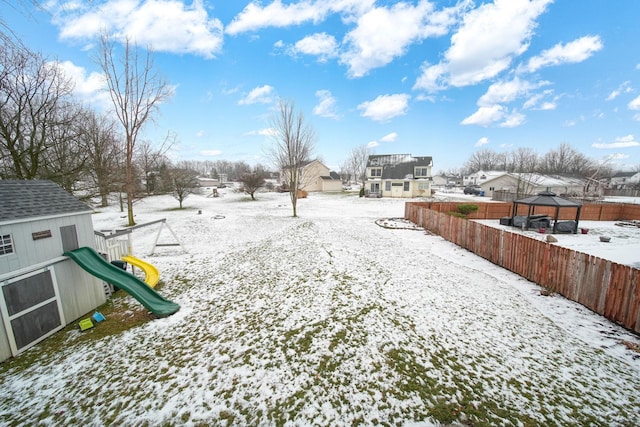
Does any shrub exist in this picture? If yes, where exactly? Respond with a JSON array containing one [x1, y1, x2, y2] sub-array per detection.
[[456, 204, 479, 216], [359, 187, 365, 197]]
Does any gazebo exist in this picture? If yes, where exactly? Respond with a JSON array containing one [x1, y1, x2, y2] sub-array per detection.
[[511, 191, 582, 234]]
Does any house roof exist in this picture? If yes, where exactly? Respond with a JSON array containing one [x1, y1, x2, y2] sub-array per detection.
[[483, 172, 584, 188], [367, 154, 433, 180], [0, 180, 92, 223]]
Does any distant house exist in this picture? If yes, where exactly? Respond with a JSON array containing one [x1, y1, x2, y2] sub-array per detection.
[[463, 170, 508, 186], [479, 173, 585, 199], [608, 171, 640, 190], [281, 160, 342, 192], [365, 154, 433, 198], [0, 180, 106, 361]]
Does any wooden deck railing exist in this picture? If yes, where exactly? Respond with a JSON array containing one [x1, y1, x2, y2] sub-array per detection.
[[405, 202, 640, 334]]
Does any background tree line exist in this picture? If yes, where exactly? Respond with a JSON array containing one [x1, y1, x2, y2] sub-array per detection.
[[438, 144, 623, 185]]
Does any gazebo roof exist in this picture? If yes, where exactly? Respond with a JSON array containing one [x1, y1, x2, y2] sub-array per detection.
[[514, 191, 582, 208]]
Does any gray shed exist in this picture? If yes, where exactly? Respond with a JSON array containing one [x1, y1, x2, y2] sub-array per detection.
[[0, 180, 105, 361], [511, 191, 582, 234]]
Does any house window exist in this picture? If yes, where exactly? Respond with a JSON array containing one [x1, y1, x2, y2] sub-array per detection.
[[385, 181, 391, 191], [418, 182, 430, 190], [0, 234, 14, 256], [370, 168, 382, 177], [403, 182, 410, 191], [415, 167, 429, 177]]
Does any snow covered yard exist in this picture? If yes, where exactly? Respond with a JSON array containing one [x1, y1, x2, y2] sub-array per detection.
[[1, 190, 639, 426]]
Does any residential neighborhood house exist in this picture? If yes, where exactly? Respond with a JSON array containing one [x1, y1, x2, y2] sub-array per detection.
[[476, 173, 586, 200], [280, 160, 342, 192], [607, 171, 640, 190], [365, 154, 433, 198]]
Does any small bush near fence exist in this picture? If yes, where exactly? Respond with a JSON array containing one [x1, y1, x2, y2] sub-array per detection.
[[456, 204, 479, 216]]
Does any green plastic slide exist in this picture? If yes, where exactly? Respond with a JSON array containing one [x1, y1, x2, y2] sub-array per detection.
[[64, 247, 179, 317]]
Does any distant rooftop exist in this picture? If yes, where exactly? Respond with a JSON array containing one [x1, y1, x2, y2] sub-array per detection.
[[0, 180, 92, 224]]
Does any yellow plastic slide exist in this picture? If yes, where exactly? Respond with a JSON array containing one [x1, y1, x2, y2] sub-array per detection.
[[121, 255, 160, 288]]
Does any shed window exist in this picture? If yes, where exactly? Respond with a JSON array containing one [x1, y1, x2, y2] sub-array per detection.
[[404, 182, 410, 191], [0, 234, 14, 256], [385, 181, 391, 191]]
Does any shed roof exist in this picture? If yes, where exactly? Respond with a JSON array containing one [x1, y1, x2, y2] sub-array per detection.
[[514, 190, 582, 207], [0, 180, 92, 223]]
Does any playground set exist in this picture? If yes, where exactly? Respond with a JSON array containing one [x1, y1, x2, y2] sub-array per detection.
[[0, 180, 182, 362]]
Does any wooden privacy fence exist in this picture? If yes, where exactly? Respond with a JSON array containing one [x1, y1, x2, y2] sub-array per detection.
[[405, 202, 640, 334]]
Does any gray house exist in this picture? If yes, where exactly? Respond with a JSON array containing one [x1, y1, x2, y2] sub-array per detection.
[[0, 180, 105, 361]]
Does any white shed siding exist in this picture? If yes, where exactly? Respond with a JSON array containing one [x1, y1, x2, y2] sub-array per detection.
[[0, 211, 106, 361], [0, 213, 95, 276], [54, 260, 105, 323]]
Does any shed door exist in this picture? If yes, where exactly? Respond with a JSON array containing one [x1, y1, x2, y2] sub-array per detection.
[[0, 268, 65, 356], [60, 225, 79, 252]]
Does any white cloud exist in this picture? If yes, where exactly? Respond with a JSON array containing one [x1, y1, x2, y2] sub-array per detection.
[[292, 33, 338, 62], [226, 0, 375, 35], [606, 81, 632, 101], [461, 106, 524, 128], [312, 90, 339, 119], [523, 35, 603, 73], [226, 1, 328, 35], [200, 149, 223, 157], [49, 0, 224, 58], [605, 153, 630, 161], [238, 85, 275, 105], [475, 137, 489, 147], [367, 140, 379, 148], [628, 95, 640, 110], [592, 135, 640, 149], [341, 1, 457, 78], [461, 105, 504, 127], [415, 0, 552, 91], [54, 60, 111, 108], [380, 132, 398, 142], [357, 94, 410, 122], [478, 77, 543, 107], [499, 110, 525, 128]]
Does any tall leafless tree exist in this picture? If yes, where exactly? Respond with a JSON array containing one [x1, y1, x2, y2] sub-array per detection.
[[268, 100, 315, 217], [96, 33, 172, 225], [346, 144, 371, 190], [84, 111, 124, 206], [0, 42, 76, 180]]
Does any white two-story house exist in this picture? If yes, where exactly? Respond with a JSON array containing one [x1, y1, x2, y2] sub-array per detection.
[[365, 154, 433, 198]]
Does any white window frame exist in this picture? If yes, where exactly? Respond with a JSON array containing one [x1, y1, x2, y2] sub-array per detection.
[[370, 168, 382, 177], [0, 234, 14, 256], [414, 167, 429, 177]]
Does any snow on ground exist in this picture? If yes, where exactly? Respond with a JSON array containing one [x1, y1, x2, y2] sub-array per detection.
[[1, 190, 639, 426]]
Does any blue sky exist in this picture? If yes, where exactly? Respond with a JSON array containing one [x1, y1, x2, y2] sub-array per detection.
[[5, 0, 640, 173]]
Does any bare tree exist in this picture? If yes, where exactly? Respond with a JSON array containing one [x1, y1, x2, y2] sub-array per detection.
[[170, 165, 199, 208], [346, 144, 371, 190], [268, 100, 315, 217], [463, 148, 505, 174], [136, 131, 175, 194], [239, 169, 267, 200], [0, 42, 75, 179], [84, 111, 124, 206], [96, 33, 172, 225]]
